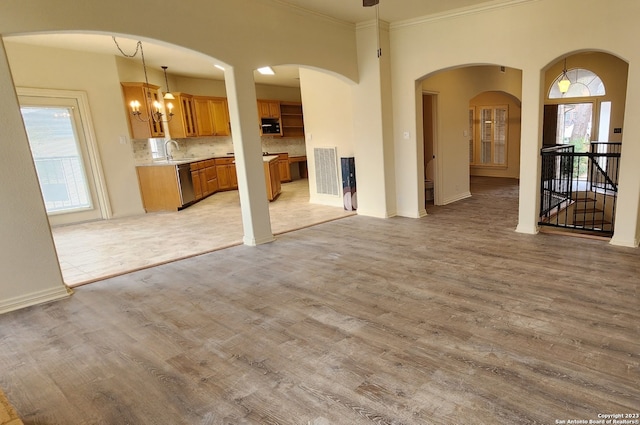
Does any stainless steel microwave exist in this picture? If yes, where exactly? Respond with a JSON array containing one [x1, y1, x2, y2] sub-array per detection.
[[261, 118, 281, 134]]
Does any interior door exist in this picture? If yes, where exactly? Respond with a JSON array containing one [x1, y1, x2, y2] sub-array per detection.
[[422, 93, 436, 204], [19, 94, 105, 226]]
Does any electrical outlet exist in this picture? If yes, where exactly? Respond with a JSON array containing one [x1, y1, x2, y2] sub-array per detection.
[[119, 135, 128, 145], [614, 128, 622, 134]]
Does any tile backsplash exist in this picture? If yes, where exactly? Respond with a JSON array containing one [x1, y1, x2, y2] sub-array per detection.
[[132, 136, 306, 163]]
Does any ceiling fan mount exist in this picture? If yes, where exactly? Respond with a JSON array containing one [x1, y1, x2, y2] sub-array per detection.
[[363, 0, 379, 7]]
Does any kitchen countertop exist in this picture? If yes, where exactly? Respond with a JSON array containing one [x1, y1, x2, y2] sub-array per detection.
[[136, 155, 229, 167], [137, 153, 293, 167]]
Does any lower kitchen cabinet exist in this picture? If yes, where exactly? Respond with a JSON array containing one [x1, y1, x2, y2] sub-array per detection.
[[215, 157, 237, 191], [277, 153, 291, 182], [264, 156, 281, 201], [136, 165, 182, 212], [204, 160, 219, 194], [191, 159, 218, 200]]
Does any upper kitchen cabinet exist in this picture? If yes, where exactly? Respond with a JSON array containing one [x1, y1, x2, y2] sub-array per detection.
[[280, 102, 305, 138], [167, 92, 197, 138], [194, 96, 230, 137], [121, 82, 166, 139], [257, 99, 281, 119]]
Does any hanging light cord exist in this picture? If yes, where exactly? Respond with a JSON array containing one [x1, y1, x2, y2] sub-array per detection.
[[376, 3, 382, 58], [112, 36, 151, 87]]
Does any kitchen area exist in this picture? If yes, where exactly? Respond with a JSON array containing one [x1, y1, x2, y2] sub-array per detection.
[[126, 85, 309, 212], [3, 35, 356, 286]]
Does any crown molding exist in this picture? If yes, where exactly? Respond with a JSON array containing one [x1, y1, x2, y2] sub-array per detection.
[[356, 19, 391, 31], [266, 0, 355, 29], [390, 0, 539, 30]]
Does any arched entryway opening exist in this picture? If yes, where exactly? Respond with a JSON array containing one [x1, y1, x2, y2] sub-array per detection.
[[3, 32, 355, 286], [539, 51, 628, 238], [418, 65, 523, 216]]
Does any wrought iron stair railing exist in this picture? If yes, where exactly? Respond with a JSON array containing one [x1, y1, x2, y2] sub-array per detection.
[[539, 142, 620, 236]]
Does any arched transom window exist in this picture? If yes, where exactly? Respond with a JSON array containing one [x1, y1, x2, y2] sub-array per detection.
[[549, 68, 606, 99]]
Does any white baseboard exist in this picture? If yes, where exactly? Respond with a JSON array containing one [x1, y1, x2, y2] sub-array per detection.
[[243, 234, 276, 246], [609, 234, 640, 248], [441, 191, 472, 205], [0, 285, 71, 315]]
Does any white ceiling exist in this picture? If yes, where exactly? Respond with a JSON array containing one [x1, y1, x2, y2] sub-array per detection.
[[5, 0, 509, 87]]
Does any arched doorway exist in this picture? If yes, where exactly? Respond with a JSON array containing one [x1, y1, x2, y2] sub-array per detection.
[[539, 51, 628, 237], [419, 65, 523, 209]]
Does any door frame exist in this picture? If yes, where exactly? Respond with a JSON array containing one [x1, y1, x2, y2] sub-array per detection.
[[17, 87, 111, 223], [422, 91, 440, 205]]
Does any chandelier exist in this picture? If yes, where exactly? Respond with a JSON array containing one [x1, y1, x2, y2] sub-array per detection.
[[113, 37, 174, 123], [558, 58, 571, 94]]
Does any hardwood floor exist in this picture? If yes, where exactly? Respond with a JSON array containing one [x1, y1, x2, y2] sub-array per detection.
[[0, 177, 638, 424], [52, 179, 355, 287]]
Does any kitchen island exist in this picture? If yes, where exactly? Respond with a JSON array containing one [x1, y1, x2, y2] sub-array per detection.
[[262, 155, 281, 201], [136, 154, 282, 212]]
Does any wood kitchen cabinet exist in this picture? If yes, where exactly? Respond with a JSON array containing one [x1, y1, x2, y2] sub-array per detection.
[[204, 159, 219, 194], [264, 156, 281, 201], [121, 82, 166, 139], [190, 161, 204, 200], [215, 157, 237, 191], [167, 92, 197, 138], [191, 159, 218, 200], [194, 96, 230, 137], [257, 99, 281, 119], [277, 153, 291, 182], [136, 165, 181, 212]]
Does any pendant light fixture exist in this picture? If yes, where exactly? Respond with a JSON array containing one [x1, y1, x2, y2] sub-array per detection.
[[112, 36, 173, 123], [162, 66, 175, 100], [558, 58, 571, 94]]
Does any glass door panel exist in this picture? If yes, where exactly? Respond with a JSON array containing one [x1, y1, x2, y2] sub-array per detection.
[[19, 95, 103, 225]]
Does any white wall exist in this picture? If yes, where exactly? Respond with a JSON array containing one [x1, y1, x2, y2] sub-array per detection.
[[0, 0, 358, 82], [390, 0, 640, 245], [6, 42, 146, 218], [353, 22, 397, 218], [0, 40, 69, 313], [299, 68, 355, 207]]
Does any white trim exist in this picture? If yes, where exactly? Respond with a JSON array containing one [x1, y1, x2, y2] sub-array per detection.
[[610, 235, 640, 248], [442, 191, 472, 205], [243, 234, 276, 246], [356, 19, 390, 31], [16, 87, 112, 220], [265, 0, 355, 28], [0, 286, 71, 315]]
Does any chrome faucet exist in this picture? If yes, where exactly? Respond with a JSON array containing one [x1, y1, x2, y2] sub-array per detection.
[[164, 139, 179, 161]]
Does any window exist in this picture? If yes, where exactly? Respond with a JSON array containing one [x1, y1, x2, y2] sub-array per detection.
[[549, 68, 605, 99], [471, 105, 508, 167], [18, 88, 107, 226], [21, 105, 93, 213], [468, 107, 475, 163]]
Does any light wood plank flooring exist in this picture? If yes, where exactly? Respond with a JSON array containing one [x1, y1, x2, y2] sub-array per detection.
[[1, 177, 638, 424], [53, 179, 355, 287]]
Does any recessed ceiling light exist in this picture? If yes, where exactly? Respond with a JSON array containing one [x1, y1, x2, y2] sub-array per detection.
[[257, 66, 275, 75], [214, 64, 225, 71]]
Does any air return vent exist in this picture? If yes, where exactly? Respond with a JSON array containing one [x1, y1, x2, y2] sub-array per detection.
[[314, 147, 339, 196]]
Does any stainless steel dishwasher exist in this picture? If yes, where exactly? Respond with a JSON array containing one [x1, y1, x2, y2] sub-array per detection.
[[177, 163, 195, 206]]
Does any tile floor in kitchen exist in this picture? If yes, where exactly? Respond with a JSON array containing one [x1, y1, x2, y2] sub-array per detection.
[[52, 179, 355, 287]]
